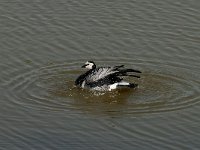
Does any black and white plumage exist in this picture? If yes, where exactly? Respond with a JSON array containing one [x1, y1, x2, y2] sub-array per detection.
[[75, 61, 141, 91]]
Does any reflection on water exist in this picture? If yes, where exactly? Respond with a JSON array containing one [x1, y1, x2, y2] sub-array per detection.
[[41, 62, 199, 117], [4, 59, 199, 116]]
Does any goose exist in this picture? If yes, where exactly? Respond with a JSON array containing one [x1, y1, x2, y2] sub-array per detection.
[[75, 61, 141, 91]]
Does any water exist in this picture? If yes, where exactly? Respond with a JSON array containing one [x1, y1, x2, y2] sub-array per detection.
[[0, 0, 200, 149]]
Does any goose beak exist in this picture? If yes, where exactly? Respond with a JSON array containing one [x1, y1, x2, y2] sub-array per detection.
[[81, 64, 87, 68]]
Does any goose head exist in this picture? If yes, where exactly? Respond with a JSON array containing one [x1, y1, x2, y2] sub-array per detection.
[[81, 61, 96, 70]]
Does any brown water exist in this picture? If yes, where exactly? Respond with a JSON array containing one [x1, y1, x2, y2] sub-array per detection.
[[0, 0, 200, 149]]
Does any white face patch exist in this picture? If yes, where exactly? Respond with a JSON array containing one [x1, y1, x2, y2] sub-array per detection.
[[85, 62, 94, 69]]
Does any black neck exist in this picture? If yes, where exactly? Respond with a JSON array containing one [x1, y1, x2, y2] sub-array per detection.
[[92, 64, 96, 70]]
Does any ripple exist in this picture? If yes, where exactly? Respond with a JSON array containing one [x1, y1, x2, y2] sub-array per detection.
[[3, 58, 200, 116]]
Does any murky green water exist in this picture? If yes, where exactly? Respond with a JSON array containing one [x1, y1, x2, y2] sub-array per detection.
[[0, 0, 200, 149]]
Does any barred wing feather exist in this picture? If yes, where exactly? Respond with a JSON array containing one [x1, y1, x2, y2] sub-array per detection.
[[86, 67, 118, 82]]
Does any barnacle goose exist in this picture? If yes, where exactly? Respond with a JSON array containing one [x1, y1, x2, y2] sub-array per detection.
[[75, 61, 141, 91]]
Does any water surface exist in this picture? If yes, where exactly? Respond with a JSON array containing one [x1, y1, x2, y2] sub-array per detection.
[[0, 0, 200, 149]]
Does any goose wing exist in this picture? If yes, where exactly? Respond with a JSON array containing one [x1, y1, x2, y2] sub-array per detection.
[[84, 65, 141, 86], [85, 67, 118, 83]]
